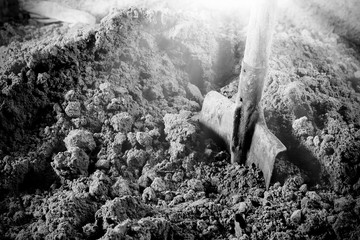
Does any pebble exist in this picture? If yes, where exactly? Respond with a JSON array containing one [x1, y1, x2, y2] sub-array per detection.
[[95, 158, 110, 170], [313, 136, 321, 147], [354, 71, 360, 79], [142, 187, 157, 202], [138, 174, 152, 189], [65, 101, 81, 118], [237, 202, 247, 213], [164, 191, 174, 201], [65, 90, 76, 101], [296, 67, 308, 77], [299, 184, 308, 193], [290, 209, 302, 224], [292, 116, 314, 136]]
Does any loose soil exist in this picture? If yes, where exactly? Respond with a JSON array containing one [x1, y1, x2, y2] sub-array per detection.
[[0, 6, 360, 240]]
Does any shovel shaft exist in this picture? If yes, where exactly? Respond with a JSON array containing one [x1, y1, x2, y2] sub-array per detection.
[[231, 0, 277, 164]]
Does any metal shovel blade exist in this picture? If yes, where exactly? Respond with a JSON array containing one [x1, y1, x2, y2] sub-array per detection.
[[200, 91, 287, 188], [200, 91, 235, 145], [247, 118, 287, 189]]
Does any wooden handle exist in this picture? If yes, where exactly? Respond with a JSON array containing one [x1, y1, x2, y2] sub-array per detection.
[[243, 0, 277, 69], [231, 0, 277, 164]]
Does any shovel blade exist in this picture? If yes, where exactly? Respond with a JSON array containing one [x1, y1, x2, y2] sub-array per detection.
[[200, 90, 288, 189], [200, 91, 235, 146], [247, 121, 287, 189]]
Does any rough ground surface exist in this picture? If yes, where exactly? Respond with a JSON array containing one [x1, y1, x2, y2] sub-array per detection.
[[0, 6, 360, 240]]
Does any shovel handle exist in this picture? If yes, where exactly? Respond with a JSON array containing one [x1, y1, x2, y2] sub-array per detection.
[[237, 0, 277, 104], [243, 0, 277, 69], [231, 0, 277, 164]]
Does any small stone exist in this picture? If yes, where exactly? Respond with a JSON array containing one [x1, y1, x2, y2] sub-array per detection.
[[142, 187, 157, 202], [164, 191, 175, 201], [306, 136, 314, 146], [290, 209, 302, 223], [296, 67, 308, 77], [110, 112, 134, 132], [64, 129, 96, 151], [151, 177, 167, 192], [65, 90, 76, 101], [299, 184, 308, 193], [99, 82, 112, 91], [354, 71, 360, 79], [187, 179, 204, 192], [136, 132, 152, 148], [95, 158, 110, 170], [236, 202, 247, 213], [292, 116, 314, 137], [138, 175, 152, 189], [65, 101, 81, 118], [313, 136, 321, 147]]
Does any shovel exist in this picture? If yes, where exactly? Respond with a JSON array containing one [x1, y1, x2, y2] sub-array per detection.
[[200, 0, 287, 189]]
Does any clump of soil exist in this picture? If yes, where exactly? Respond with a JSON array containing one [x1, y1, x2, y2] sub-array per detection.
[[0, 6, 360, 240]]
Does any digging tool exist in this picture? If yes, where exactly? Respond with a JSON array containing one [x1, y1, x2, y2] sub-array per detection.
[[200, 0, 287, 188]]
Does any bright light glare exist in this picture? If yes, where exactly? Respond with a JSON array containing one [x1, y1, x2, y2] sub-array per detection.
[[194, 0, 252, 12]]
